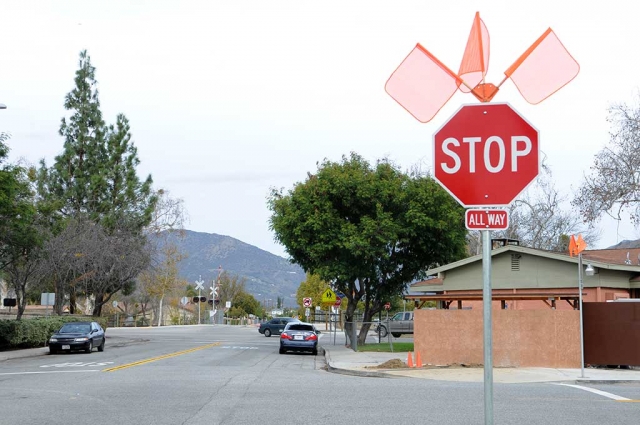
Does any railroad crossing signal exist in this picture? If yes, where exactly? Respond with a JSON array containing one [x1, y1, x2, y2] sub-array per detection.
[[195, 276, 204, 291]]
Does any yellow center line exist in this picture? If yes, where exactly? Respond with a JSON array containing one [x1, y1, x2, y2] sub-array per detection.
[[616, 400, 640, 403], [103, 342, 221, 372]]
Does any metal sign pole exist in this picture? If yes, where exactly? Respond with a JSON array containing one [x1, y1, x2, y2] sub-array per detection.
[[482, 230, 494, 425], [578, 253, 585, 378]]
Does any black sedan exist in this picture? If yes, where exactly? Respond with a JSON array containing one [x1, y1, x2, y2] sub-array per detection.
[[49, 321, 105, 354], [258, 317, 296, 337], [279, 321, 320, 355]]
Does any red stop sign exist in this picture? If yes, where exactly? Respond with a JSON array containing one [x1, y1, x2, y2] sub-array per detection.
[[433, 103, 539, 207]]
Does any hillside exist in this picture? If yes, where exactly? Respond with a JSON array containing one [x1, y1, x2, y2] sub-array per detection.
[[608, 239, 640, 249], [155, 230, 305, 307]]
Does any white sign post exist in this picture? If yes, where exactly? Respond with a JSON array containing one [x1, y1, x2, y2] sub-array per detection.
[[195, 276, 204, 325]]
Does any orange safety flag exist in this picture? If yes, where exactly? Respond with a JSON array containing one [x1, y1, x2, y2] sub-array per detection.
[[504, 28, 579, 104], [458, 12, 490, 93], [569, 235, 578, 257], [576, 234, 587, 254], [385, 44, 463, 123]]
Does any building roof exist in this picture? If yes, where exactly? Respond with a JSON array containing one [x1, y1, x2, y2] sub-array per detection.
[[423, 245, 640, 275], [408, 245, 640, 291]]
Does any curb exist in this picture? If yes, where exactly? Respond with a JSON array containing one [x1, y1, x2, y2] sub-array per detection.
[[575, 379, 640, 385], [322, 346, 403, 379]]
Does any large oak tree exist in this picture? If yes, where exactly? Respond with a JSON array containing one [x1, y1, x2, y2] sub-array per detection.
[[268, 153, 467, 344]]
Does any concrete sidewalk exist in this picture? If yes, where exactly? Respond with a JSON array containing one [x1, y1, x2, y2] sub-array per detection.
[[320, 332, 640, 384]]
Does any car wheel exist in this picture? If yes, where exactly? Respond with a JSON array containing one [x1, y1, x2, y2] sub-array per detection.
[[264, 329, 272, 337], [391, 333, 402, 338], [98, 339, 105, 352], [378, 326, 388, 338], [49, 348, 57, 355], [279, 347, 285, 354], [85, 341, 93, 354], [312, 348, 318, 356]]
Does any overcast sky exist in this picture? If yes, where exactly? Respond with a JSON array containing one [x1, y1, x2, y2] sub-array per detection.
[[1, 1, 638, 258]]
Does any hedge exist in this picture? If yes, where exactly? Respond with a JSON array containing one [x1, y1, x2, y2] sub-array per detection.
[[0, 316, 109, 349]]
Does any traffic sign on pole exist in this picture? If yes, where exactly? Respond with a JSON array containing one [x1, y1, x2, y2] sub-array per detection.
[[433, 103, 539, 208], [465, 209, 509, 230], [303, 298, 312, 308], [321, 289, 336, 305], [333, 298, 341, 307]]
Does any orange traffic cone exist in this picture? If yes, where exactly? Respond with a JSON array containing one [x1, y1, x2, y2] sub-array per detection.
[[407, 351, 414, 368], [415, 351, 422, 368]]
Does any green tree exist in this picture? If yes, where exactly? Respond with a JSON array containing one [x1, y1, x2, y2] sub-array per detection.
[[268, 153, 467, 344], [230, 290, 262, 317], [0, 134, 50, 319]]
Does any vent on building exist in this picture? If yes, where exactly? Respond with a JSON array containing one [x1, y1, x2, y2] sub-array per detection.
[[511, 254, 521, 271]]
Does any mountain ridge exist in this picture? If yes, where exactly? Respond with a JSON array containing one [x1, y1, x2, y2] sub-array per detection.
[[156, 230, 305, 307]]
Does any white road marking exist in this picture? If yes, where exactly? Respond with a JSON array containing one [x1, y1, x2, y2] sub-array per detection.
[[40, 362, 114, 368], [221, 346, 258, 350], [0, 370, 101, 376], [553, 383, 631, 401]]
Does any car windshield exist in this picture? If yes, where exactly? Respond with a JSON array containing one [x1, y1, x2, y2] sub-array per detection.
[[287, 324, 314, 331], [59, 324, 91, 334]]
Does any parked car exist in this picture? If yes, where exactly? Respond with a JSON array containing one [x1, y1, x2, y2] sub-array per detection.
[[49, 321, 105, 354], [279, 321, 320, 355], [375, 311, 414, 338], [258, 317, 296, 337]]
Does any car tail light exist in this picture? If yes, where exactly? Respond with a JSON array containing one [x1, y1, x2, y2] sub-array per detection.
[[305, 333, 318, 341], [280, 332, 292, 340]]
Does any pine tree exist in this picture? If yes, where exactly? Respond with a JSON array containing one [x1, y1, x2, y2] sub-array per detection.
[[41, 50, 156, 230], [48, 50, 106, 218]]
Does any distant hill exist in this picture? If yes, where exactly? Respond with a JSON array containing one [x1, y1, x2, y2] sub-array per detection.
[[154, 230, 305, 307], [608, 239, 640, 249]]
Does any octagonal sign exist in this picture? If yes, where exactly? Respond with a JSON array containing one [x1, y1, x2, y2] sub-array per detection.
[[433, 103, 539, 207]]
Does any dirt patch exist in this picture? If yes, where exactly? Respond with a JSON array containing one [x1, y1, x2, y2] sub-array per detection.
[[367, 360, 487, 370], [366, 359, 408, 369]]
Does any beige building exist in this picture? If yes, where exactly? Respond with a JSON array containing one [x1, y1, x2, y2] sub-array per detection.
[[405, 243, 640, 368], [407, 244, 640, 310]]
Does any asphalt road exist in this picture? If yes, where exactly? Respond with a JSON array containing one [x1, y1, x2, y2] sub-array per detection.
[[0, 325, 638, 425]]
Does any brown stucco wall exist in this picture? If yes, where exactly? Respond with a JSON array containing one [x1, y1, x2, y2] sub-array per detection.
[[413, 309, 580, 368]]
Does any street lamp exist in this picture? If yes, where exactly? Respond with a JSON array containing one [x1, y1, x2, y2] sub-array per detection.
[[585, 264, 595, 276], [577, 255, 594, 378]]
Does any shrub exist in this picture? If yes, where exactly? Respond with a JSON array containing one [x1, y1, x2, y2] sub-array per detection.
[[0, 316, 109, 349]]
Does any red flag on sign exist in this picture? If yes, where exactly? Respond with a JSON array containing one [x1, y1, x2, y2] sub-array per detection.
[[504, 28, 579, 104], [385, 44, 463, 123], [569, 235, 578, 257], [576, 234, 587, 254], [458, 12, 490, 93]]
